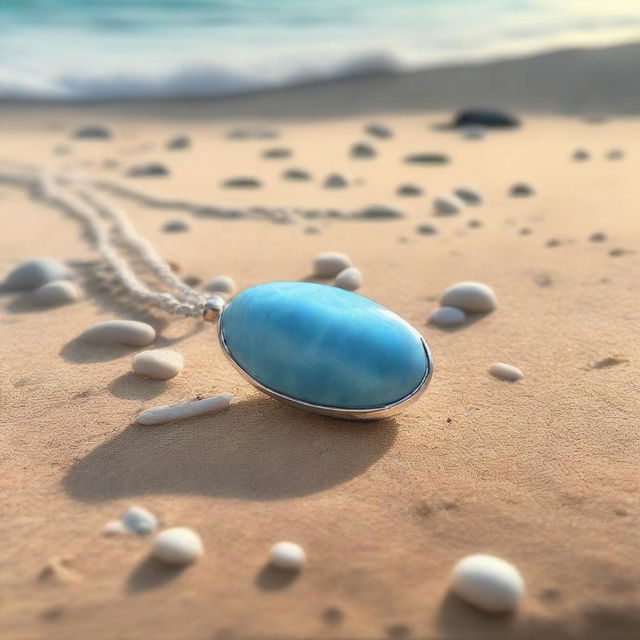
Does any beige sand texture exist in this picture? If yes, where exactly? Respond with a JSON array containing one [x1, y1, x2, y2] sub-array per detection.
[[1, 49, 639, 640]]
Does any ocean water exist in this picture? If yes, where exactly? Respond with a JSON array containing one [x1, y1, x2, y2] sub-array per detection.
[[1, 0, 640, 100]]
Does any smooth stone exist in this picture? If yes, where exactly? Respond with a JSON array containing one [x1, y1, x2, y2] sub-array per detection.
[[573, 149, 590, 161], [433, 195, 463, 215], [34, 280, 80, 306], [122, 506, 158, 534], [131, 349, 184, 380], [607, 149, 624, 160], [269, 542, 306, 571], [454, 186, 483, 205], [127, 163, 169, 178], [510, 182, 534, 197], [589, 232, 607, 242], [489, 362, 523, 381], [453, 109, 520, 128], [440, 282, 497, 313], [205, 275, 236, 295], [283, 168, 312, 181], [468, 219, 483, 228], [220, 282, 428, 410], [223, 176, 261, 189], [102, 520, 128, 536], [451, 554, 524, 613], [324, 173, 349, 189], [227, 128, 278, 140], [429, 306, 466, 327], [351, 142, 376, 158], [354, 204, 404, 220], [416, 223, 437, 235], [313, 252, 352, 278], [262, 147, 291, 159], [152, 527, 203, 565], [397, 183, 423, 197], [79, 320, 156, 347], [405, 153, 449, 165], [162, 219, 190, 233], [335, 267, 363, 291], [365, 123, 393, 139], [73, 125, 111, 139], [4, 258, 71, 290], [135, 393, 233, 426], [167, 134, 190, 150]]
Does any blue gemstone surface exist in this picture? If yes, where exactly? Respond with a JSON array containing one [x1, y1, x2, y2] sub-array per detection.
[[220, 282, 428, 410]]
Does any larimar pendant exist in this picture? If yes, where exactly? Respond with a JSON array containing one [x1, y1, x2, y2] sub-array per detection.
[[206, 282, 432, 420]]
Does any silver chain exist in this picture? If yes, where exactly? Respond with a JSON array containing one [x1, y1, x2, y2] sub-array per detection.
[[0, 163, 208, 317]]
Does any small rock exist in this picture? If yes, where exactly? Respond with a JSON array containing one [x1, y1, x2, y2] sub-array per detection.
[[589, 232, 607, 242], [397, 184, 423, 197], [468, 219, 483, 228], [283, 168, 312, 181], [205, 275, 236, 295], [429, 306, 466, 327], [227, 128, 278, 140], [573, 149, 590, 161], [102, 520, 128, 536], [222, 176, 261, 189], [451, 554, 524, 613], [416, 223, 437, 235], [167, 135, 190, 150], [184, 275, 201, 287], [127, 163, 169, 178], [509, 182, 534, 197], [313, 252, 352, 278], [73, 125, 111, 139], [433, 195, 463, 215], [4, 258, 71, 290], [405, 153, 449, 165], [152, 527, 203, 565], [606, 149, 624, 160], [489, 363, 523, 381], [135, 393, 233, 425], [440, 282, 497, 313], [79, 320, 156, 347], [519, 227, 532, 235], [323, 173, 349, 189], [34, 280, 80, 306], [162, 219, 190, 233], [335, 267, 363, 291], [365, 123, 393, 139], [350, 142, 376, 158], [453, 109, 520, 129], [354, 204, 404, 220], [454, 186, 482, 205], [269, 541, 306, 571], [132, 349, 184, 380], [262, 147, 291, 159], [122, 506, 158, 534]]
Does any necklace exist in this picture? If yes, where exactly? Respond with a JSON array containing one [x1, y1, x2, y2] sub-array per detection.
[[1, 163, 433, 420]]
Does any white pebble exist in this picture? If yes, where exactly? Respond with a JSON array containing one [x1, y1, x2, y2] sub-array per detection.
[[489, 363, 523, 381], [269, 541, 306, 571], [3, 258, 70, 290], [433, 195, 463, 215], [102, 520, 128, 536], [34, 280, 80, 306], [135, 392, 233, 426], [205, 275, 236, 295], [429, 306, 466, 327], [313, 251, 352, 278], [122, 506, 158, 534], [79, 320, 156, 347], [454, 186, 483, 205], [335, 267, 363, 291], [440, 282, 497, 313], [451, 554, 524, 613], [132, 349, 184, 380], [152, 527, 203, 565]]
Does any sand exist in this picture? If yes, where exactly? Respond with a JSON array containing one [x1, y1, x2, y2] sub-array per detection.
[[1, 46, 639, 640]]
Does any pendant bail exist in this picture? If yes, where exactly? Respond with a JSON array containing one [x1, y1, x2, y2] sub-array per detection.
[[203, 296, 225, 322]]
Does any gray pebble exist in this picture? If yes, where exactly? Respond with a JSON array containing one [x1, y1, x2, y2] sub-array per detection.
[[167, 135, 190, 150], [429, 306, 466, 327], [350, 142, 376, 159], [365, 123, 393, 139], [397, 184, 423, 197], [79, 320, 156, 347], [3, 258, 71, 290], [73, 125, 111, 139], [122, 506, 158, 535], [127, 163, 169, 178], [283, 168, 312, 181], [162, 219, 190, 233], [323, 173, 349, 189], [34, 280, 80, 306], [334, 267, 363, 291], [222, 176, 261, 189], [454, 186, 483, 205], [354, 204, 404, 219]]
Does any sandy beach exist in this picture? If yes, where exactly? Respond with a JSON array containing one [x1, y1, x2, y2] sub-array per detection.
[[1, 44, 639, 639]]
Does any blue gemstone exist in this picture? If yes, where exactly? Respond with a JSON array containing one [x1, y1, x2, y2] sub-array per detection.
[[219, 282, 428, 410]]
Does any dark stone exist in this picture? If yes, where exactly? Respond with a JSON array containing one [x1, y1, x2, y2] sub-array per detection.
[[262, 147, 291, 159], [365, 122, 393, 139], [73, 125, 112, 139], [350, 142, 376, 158], [127, 163, 169, 177], [510, 182, 535, 197], [416, 224, 437, 235], [283, 168, 312, 181], [222, 176, 262, 189], [404, 153, 449, 165], [453, 108, 520, 128], [397, 184, 423, 197], [167, 135, 190, 150]]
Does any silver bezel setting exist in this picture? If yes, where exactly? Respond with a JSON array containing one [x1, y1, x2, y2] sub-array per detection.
[[216, 304, 433, 421]]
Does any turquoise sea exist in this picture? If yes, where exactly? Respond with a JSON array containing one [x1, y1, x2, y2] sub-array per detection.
[[1, 0, 640, 100]]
